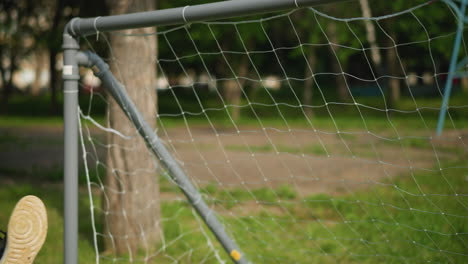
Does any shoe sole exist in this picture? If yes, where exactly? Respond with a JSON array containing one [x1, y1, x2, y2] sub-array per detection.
[[0, 196, 48, 264]]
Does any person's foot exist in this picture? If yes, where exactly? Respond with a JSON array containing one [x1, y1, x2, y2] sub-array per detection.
[[0, 195, 48, 264]]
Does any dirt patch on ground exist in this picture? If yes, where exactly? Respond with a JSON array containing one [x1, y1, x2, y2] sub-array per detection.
[[158, 125, 465, 196], [1, 125, 465, 197]]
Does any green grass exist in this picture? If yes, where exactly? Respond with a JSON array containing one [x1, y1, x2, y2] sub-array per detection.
[[150, 158, 468, 263], [0, 116, 63, 127], [380, 136, 435, 150], [200, 184, 298, 208], [225, 143, 328, 156], [1, 157, 465, 263], [2, 102, 468, 133]]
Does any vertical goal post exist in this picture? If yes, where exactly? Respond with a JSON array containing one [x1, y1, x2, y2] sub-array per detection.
[[62, 1, 354, 263]]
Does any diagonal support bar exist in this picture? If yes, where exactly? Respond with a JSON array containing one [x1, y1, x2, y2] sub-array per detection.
[[76, 51, 248, 264]]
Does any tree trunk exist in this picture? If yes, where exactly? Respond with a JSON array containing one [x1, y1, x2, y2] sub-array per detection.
[[224, 80, 242, 121], [32, 51, 47, 96], [326, 22, 349, 101], [224, 55, 249, 121], [1, 81, 13, 114], [48, 0, 64, 115], [462, 77, 468, 94], [49, 49, 59, 114], [105, 0, 160, 256], [386, 31, 400, 107], [0, 49, 8, 113], [1, 53, 17, 113], [303, 46, 317, 117], [359, 0, 382, 75]]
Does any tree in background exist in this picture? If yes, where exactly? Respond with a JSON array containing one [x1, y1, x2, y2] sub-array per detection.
[[359, 0, 401, 107], [0, 0, 39, 112], [374, 0, 454, 106], [290, 9, 322, 117], [104, 0, 161, 255], [359, 0, 383, 77], [46, 0, 71, 114], [47, 0, 107, 113], [217, 22, 267, 121], [0, 0, 107, 113], [317, 4, 362, 102], [158, 0, 270, 122]]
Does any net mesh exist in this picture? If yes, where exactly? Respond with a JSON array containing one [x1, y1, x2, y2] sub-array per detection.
[[78, 1, 467, 263]]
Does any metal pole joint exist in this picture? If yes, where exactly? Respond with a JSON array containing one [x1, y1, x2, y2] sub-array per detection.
[[63, 34, 81, 83]]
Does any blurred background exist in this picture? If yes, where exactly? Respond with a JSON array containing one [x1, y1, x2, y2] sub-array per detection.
[[0, 0, 466, 117]]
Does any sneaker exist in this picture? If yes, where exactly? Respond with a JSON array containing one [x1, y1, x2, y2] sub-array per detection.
[[0, 231, 6, 259], [0, 195, 48, 264]]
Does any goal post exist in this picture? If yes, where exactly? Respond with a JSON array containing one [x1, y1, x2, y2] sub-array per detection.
[[63, 0, 467, 263], [63, 1, 354, 263]]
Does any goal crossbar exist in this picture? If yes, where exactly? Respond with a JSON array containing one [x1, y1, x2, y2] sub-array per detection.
[[66, 0, 351, 36]]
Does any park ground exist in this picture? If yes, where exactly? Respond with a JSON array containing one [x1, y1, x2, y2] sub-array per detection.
[[0, 96, 467, 263]]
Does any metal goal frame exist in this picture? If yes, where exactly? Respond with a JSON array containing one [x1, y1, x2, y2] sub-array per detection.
[[62, 1, 352, 263]]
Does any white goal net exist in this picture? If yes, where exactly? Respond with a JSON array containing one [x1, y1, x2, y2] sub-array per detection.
[[78, 1, 467, 263]]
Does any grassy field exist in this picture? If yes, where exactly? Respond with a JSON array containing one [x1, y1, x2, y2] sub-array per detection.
[[0, 150, 466, 263], [0, 100, 467, 263]]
